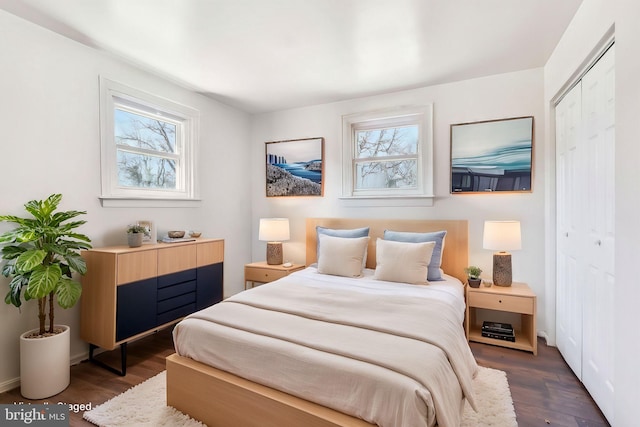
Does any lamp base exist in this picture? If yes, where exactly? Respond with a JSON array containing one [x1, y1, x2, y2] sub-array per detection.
[[266, 242, 283, 265], [493, 252, 512, 286]]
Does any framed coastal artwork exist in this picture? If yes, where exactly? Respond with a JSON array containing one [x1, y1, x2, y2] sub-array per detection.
[[450, 116, 534, 193], [265, 137, 324, 197]]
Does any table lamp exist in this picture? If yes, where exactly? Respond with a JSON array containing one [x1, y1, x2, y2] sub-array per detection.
[[483, 220, 521, 286], [259, 218, 290, 265]]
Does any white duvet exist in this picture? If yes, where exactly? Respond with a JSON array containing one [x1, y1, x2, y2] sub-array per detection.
[[173, 267, 477, 427]]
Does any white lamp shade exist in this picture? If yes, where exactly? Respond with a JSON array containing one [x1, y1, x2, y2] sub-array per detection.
[[259, 218, 290, 242], [483, 221, 521, 251]]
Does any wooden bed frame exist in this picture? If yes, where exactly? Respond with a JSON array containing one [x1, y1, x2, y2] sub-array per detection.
[[167, 218, 469, 427]]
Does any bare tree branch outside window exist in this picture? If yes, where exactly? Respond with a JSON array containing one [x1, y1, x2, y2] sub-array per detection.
[[355, 125, 418, 189], [114, 109, 179, 189]]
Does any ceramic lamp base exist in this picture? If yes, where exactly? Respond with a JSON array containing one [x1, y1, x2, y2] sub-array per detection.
[[493, 252, 512, 286], [266, 242, 283, 265]]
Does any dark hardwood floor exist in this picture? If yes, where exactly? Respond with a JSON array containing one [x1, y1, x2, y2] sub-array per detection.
[[0, 329, 609, 426], [0, 330, 173, 427], [470, 339, 609, 427]]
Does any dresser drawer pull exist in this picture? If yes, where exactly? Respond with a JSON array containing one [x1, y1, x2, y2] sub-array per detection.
[[499, 299, 502, 303]]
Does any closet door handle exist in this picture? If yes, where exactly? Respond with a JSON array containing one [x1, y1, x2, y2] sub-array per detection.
[[595, 240, 602, 246]]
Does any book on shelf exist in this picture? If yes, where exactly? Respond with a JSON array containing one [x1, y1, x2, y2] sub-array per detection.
[[482, 321, 514, 334], [161, 237, 197, 244], [481, 330, 516, 342], [481, 321, 515, 342]]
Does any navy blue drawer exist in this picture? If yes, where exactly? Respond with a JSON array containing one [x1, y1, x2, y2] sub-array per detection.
[[158, 269, 196, 288], [157, 291, 196, 314], [157, 280, 196, 301], [157, 302, 196, 325]]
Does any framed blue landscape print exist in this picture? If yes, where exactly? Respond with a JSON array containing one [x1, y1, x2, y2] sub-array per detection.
[[265, 137, 324, 197], [450, 116, 534, 193]]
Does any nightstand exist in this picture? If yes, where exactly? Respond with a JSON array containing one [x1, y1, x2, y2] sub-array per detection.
[[244, 261, 305, 289], [465, 282, 537, 355]]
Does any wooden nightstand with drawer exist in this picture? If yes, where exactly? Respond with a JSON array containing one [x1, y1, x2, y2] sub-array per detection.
[[244, 261, 305, 289], [465, 282, 537, 355]]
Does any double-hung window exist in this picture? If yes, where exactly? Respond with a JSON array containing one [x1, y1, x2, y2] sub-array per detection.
[[99, 77, 199, 206], [342, 105, 434, 201]]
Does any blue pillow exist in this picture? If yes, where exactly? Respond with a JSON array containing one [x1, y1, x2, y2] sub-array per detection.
[[317, 226, 370, 240], [383, 230, 447, 281], [316, 226, 370, 263]]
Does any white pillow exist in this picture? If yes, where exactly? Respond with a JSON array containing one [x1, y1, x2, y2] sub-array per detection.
[[374, 238, 435, 285], [317, 234, 370, 278]]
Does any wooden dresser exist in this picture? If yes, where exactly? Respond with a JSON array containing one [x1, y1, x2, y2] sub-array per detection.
[[80, 238, 224, 374]]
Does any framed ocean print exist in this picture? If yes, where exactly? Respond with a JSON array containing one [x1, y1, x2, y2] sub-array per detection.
[[265, 137, 324, 197], [450, 116, 534, 193]]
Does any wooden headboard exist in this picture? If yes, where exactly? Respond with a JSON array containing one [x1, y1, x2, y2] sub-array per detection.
[[305, 218, 469, 283]]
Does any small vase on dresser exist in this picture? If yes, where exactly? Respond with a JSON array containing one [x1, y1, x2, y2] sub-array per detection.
[[127, 232, 143, 247]]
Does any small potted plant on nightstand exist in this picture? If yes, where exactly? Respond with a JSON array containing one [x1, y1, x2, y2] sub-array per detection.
[[465, 265, 483, 288], [126, 224, 149, 247]]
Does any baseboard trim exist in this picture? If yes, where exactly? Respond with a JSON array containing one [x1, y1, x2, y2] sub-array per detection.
[[0, 377, 21, 395], [0, 351, 89, 394], [71, 350, 89, 366], [538, 330, 553, 347]]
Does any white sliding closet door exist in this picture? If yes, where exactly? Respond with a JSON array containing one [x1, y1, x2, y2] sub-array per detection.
[[580, 45, 615, 422], [555, 44, 615, 424], [555, 80, 583, 379]]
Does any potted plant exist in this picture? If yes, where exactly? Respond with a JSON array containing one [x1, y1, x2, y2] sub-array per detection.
[[464, 265, 483, 288], [126, 224, 149, 247], [0, 194, 91, 398]]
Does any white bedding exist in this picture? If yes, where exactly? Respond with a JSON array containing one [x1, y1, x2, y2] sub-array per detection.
[[300, 266, 467, 321], [173, 266, 477, 427]]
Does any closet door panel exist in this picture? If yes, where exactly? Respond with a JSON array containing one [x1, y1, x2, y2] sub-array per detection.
[[555, 81, 583, 378], [580, 45, 615, 423], [555, 45, 615, 424]]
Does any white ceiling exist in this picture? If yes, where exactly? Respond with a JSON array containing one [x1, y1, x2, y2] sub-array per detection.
[[1, 0, 582, 113]]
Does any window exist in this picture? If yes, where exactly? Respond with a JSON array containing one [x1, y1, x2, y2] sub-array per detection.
[[342, 105, 434, 201], [99, 77, 199, 206]]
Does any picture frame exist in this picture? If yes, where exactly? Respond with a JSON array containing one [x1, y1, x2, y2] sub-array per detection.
[[137, 220, 156, 244], [450, 116, 534, 193], [265, 137, 324, 197]]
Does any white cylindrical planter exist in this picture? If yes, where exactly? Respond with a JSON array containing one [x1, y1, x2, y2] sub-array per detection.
[[20, 325, 70, 399]]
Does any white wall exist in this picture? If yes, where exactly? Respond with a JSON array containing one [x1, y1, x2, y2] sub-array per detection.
[[0, 10, 252, 391], [250, 68, 548, 331], [544, 0, 640, 424], [614, 2, 640, 424]]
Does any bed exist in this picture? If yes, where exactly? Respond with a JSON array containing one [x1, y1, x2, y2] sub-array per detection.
[[167, 218, 476, 427]]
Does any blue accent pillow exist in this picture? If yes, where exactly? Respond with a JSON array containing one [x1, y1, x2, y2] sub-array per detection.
[[383, 230, 447, 281], [316, 226, 370, 264]]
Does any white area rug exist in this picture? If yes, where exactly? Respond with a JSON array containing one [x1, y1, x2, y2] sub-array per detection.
[[461, 366, 517, 427], [84, 366, 516, 426]]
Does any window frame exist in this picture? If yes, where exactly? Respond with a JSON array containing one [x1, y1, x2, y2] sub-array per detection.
[[342, 105, 434, 201], [99, 77, 200, 207]]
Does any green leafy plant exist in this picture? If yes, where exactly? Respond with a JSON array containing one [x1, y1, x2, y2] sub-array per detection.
[[464, 265, 482, 279], [127, 224, 149, 235], [0, 194, 92, 336]]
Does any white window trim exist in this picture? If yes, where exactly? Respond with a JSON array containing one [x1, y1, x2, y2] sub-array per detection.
[[99, 76, 201, 208], [341, 105, 434, 205]]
